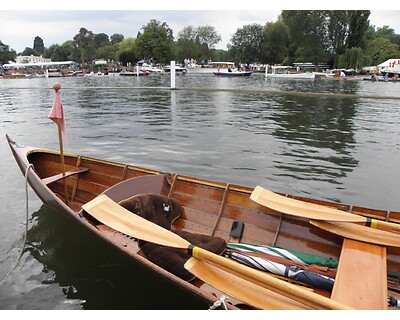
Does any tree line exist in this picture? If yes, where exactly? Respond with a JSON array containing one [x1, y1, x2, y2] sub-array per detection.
[[1, 10, 399, 70]]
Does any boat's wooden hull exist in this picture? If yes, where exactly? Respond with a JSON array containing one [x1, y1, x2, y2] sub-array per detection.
[[6, 135, 400, 310]]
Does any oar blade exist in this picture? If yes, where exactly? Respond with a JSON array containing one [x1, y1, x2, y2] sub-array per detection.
[[184, 257, 310, 310], [250, 186, 365, 222], [311, 220, 400, 247], [82, 194, 190, 249]]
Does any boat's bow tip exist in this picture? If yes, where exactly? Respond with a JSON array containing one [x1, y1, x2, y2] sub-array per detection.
[[5, 134, 13, 144]]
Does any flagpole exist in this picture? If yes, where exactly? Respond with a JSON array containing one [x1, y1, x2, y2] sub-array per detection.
[[53, 83, 69, 204]]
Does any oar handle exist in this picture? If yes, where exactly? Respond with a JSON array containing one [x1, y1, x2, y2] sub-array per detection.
[[191, 246, 352, 310], [372, 219, 400, 235]]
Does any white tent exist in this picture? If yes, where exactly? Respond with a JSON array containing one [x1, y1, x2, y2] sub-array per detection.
[[378, 58, 400, 73]]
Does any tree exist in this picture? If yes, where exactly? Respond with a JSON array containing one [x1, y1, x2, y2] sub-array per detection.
[[22, 47, 37, 56], [366, 38, 399, 65], [134, 19, 174, 63], [175, 26, 198, 61], [261, 20, 289, 64], [96, 45, 118, 60], [116, 37, 138, 66], [110, 33, 124, 45], [48, 41, 76, 62], [33, 36, 45, 54], [374, 26, 400, 46], [0, 41, 16, 64], [324, 11, 349, 67], [196, 25, 221, 50], [281, 11, 328, 64], [346, 10, 370, 49], [94, 33, 110, 48], [338, 47, 370, 70], [73, 27, 96, 63], [228, 24, 264, 64], [175, 25, 222, 63]]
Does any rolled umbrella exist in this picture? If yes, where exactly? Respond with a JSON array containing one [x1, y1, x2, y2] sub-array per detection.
[[225, 249, 335, 291], [227, 242, 338, 268]]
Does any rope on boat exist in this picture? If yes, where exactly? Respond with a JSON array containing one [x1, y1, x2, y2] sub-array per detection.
[[0, 164, 34, 286], [209, 295, 229, 310]]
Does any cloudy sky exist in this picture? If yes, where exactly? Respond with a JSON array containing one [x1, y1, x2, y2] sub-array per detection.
[[1, 1, 400, 53]]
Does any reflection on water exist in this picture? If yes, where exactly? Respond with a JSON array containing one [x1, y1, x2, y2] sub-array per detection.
[[25, 205, 207, 310], [271, 95, 358, 183], [1, 74, 400, 309]]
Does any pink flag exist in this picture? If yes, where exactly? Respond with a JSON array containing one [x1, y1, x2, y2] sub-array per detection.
[[48, 91, 67, 145]]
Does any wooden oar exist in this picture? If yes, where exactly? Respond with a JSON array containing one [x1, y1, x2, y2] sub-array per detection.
[[310, 220, 400, 247], [250, 185, 400, 234], [82, 194, 352, 310], [184, 257, 310, 310]]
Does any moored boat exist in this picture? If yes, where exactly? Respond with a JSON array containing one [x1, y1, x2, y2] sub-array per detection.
[[186, 61, 235, 74], [6, 134, 400, 310], [120, 69, 149, 76], [266, 65, 315, 79], [213, 70, 252, 77], [363, 75, 400, 82], [163, 64, 187, 75], [45, 68, 63, 78]]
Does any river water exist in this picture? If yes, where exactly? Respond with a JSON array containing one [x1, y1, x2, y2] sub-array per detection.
[[0, 73, 399, 310]]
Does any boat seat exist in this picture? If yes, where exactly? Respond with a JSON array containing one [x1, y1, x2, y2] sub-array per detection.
[[42, 166, 89, 185], [331, 238, 388, 309], [103, 174, 166, 203]]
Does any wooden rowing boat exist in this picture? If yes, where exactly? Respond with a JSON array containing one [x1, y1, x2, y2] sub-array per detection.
[[6, 134, 400, 310]]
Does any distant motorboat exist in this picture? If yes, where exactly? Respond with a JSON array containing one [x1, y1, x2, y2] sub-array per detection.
[[141, 63, 164, 75], [163, 64, 187, 74]]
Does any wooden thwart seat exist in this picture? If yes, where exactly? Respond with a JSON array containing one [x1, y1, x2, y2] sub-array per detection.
[[331, 239, 388, 309], [42, 166, 89, 185]]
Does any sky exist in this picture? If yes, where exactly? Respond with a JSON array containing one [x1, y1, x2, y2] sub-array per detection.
[[1, 1, 400, 54]]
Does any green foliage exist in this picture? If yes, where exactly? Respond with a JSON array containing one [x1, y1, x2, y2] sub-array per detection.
[[0, 41, 16, 64], [134, 19, 174, 64], [116, 37, 138, 66], [33, 36, 45, 54], [195, 25, 221, 49], [338, 47, 370, 70], [346, 10, 370, 49], [366, 38, 399, 65], [94, 33, 110, 49], [375, 26, 400, 46], [261, 20, 289, 64], [110, 34, 124, 45], [228, 23, 264, 64], [22, 47, 37, 56], [73, 27, 96, 63], [96, 45, 117, 61], [46, 41, 77, 62], [175, 25, 221, 63]]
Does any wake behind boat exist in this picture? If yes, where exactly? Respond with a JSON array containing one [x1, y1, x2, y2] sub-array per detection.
[[7, 133, 400, 310]]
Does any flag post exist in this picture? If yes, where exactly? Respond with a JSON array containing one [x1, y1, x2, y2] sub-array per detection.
[[49, 83, 69, 204]]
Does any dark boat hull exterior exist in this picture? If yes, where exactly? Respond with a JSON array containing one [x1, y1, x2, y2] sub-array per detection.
[[213, 71, 252, 77], [6, 134, 400, 310]]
